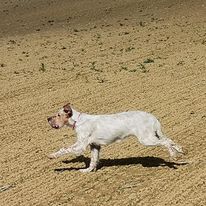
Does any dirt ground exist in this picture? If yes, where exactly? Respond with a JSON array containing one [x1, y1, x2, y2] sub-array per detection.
[[0, 0, 206, 205]]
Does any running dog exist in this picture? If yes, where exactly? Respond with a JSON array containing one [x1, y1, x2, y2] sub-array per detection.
[[47, 103, 184, 172]]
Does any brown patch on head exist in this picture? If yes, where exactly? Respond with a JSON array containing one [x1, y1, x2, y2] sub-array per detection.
[[63, 103, 73, 117]]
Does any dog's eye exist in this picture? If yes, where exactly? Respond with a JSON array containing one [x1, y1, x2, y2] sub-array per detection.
[[58, 114, 60, 117]]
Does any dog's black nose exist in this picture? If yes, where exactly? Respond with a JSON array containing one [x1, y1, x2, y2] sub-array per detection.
[[47, 117, 52, 122]]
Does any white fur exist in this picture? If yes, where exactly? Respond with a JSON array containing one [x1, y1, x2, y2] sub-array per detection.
[[48, 107, 183, 172]]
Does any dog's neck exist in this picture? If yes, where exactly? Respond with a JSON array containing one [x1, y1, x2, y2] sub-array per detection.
[[71, 108, 81, 121], [69, 108, 82, 129]]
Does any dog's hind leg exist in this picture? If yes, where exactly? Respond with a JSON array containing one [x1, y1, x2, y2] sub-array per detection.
[[159, 136, 184, 158], [154, 128, 184, 158], [135, 125, 184, 159]]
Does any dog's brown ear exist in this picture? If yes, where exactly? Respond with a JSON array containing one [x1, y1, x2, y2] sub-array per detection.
[[63, 103, 73, 117]]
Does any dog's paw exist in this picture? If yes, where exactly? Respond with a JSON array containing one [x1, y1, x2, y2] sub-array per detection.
[[79, 167, 96, 173], [47, 153, 58, 159]]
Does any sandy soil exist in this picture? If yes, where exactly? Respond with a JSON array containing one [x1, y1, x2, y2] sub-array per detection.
[[0, 0, 206, 205]]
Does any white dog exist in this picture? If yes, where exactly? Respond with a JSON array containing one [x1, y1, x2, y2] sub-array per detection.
[[47, 103, 184, 172]]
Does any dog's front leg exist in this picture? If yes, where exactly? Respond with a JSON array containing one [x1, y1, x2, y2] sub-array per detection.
[[48, 147, 72, 159], [80, 144, 101, 173], [48, 142, 85, 159]]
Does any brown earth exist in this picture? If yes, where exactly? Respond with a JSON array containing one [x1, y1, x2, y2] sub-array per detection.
[[0, 0, 206, 205]]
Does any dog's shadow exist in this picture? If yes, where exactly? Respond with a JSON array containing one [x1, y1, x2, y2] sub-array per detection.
[[54, 156, 188, 172]]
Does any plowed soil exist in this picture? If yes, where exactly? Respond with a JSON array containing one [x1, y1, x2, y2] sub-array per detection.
[[0, 0, 206, 205]]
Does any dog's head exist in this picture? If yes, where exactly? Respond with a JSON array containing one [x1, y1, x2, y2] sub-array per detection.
[[47, 103, 73, 129]]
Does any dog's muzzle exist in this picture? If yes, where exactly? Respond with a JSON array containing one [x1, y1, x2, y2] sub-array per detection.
[[47, 117, 59, 129]]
